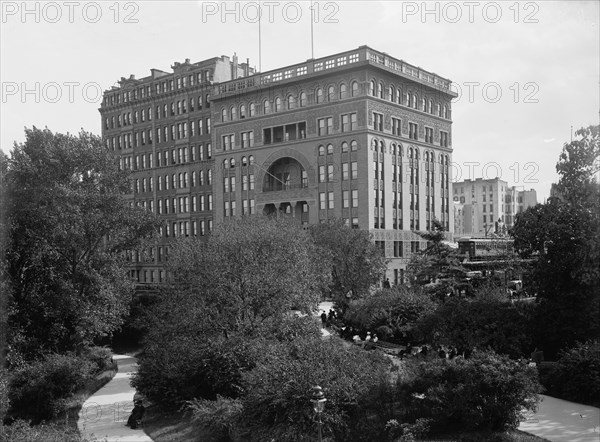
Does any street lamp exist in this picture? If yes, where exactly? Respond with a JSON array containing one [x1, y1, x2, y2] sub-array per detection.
[[311, 385, 327, 442]]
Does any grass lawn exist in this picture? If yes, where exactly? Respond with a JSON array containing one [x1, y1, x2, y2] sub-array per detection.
[[142, 405, 202, 442]]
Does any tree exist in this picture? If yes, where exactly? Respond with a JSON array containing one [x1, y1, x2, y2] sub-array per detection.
[[4, 127, 158, 362], [344, 286, 436, 343], [407, 220, 469, 299], [512, 125, 600, 358], [309, 219, 387, 312], [133, 217, 331, 406]]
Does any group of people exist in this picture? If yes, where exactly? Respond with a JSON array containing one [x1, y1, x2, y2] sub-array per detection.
[[320, 309, 337, 328]]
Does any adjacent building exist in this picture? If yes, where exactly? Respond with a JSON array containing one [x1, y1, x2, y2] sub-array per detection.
[[453, 178, 537, 237], [100, 46, 457, 286]]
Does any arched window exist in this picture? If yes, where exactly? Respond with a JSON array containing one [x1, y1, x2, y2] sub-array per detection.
[[409, 147, 413, 159], [339, 83, 347, 99], [327, 85, 334, 101], [372, 139, 378, 150], [230, 106, 237, 120], [341, 141, 349, 152], [430, 152, 435, 163], [263, 99, 271, 114], [274, 97, 282, 112], [438, 103, 442, 117], [240, 104, 246, 118], [444, 105, 449, 119], [221, 107, 227, 122], [327, 143, 334, 155], [391, 144, 396, 155], [249, 103, 255, 117], [318, 145, 325, 156], [378, 82, 384, 99], [287, 95, 295, 109], [241, 156, 247, 166], [415, 148, 420, 160], [422, 98, 426, 112], [405, 92, 410, 106], [316, 88, 323, 104], [389, 86, 395, 102], [351, 81, 359, 97], [300, 92, 307, 107], [425, 152, 429, 162], [369, 80, 375, 96], [380, 140, 385, 152], [351, 140, 358, 151], [230, 158, 235, 167], [428, 99, 433, 114], [249, 155, 255, 165], [223, 159, 228, 169], [412, 94, 418, 109]]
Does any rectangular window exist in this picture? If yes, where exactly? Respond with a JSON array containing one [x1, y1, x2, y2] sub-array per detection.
[[241, 131, 254, 148], [319, 192, 326, 210], [409, 122, 418, 140], [328, 191, 334, 209], [327, 164, 334, 182], [343, 190, 349, 208], [440, 131, 448, 147], [317, 117, 333, 136], [373, 112, 383, 131], [392, 117, 401, 136], [319, 165, 326, 183], [352, 190, 358, 207], [342, 163, 349, 181], [425, 127, 434, 144], [351, 162, 358, 179], [341, 113, 357, 132]]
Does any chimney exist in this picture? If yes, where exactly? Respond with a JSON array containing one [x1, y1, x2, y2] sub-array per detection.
[[185, 58, 190, 64], [232, 52, 238, 80], [245, 58, 250, 77], [129, 74, 135, 80]]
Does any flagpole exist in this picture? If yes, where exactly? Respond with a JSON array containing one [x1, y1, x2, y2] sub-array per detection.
[[259, 3, 262, 72], [310, 0, 314, 59]]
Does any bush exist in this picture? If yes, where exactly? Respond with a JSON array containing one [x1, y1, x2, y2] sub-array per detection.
[[344, 287, 436, 343], [8, 353, 95, 422], [188, 396, 243, 442], [81, 346, 113, 373], [0, 419, 88, 442], [239, 336, 393, 442], [416, 298, 535, 358], [541, 340, 600, 406], [396, 350, 541, 433]]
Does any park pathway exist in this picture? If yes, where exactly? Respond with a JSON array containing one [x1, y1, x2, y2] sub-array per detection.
[[519, 394, 599, 441], [78, 354, 153, 442]]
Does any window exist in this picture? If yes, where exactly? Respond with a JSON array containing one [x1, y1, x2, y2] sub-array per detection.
[[392, 117, 401, 136], [425, 127, 434, 144], [299, 92, 307, 107], [318, 145, 325, 156], [327, 164, 334, 181], [440, 131, 448, 147], [263, 100, 271, 114], [327, 144, 334, 155], [327, 85, 334, 101], [318, 117, 333, 136], [342, 163, 349, 180], [343, 190, 349, 208], [351, 81, 359, 97], [339, 83, 347, 99], [319, 165, 326, 182], [249, 103, 255, 117], [328, 191, 334, 209], [319, 192, 326, 210], [316, 88, 324, 103], [341, 113, 357, 132], [373, 112, 383, 131], [369, 80, 375, 96], [287, 95, 295, 109], [352, 190, 358, 207], [274, 97, 282, 112], [241, 131, 254, 148], [222, 134, 234, 150], [409, 122, 418, 140], [351, 162, 358, 179]]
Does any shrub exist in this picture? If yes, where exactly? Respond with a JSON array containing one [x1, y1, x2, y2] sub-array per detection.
[[344, 287, 436, 343], [8, 353, 95, 422], [188, 396, 243, 442], [541, 340, 600, 406], [0, 419, 88, 442], [416, 298, 535, 358], [396, 350, 541, 433], [80, 346, 113, 373], [239, 335, 393, 441]]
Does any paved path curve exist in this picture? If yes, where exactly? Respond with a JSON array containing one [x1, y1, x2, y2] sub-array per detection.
[[78, 354, 153, 442], [519, 394, 599, 442]]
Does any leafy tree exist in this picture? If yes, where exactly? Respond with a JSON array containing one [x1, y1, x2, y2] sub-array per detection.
[[133, 217, 330, 406], [4, 127, 158, 362], [512, 125, 600, 358], [344, 286, 436, 343], [239, 337, 392, 442], [397, 350, 541, 433], [407, 220, 469, 299], [415, 298, 535, 359], [309, 219, 387, 312]]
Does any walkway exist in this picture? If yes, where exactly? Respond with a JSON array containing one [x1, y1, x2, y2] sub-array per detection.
[[519, 394, 599, 442], [78, 354, 153, 442]]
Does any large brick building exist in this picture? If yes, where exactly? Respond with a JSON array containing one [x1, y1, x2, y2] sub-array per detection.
[[100, 46, 457, 286]]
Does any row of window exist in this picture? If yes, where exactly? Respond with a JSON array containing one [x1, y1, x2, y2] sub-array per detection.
[[118, 144, 213, 171], [223, 175, 256, 193], [223, 199, 256, 217], [104, 69, 214, 106], [319, 190, 359, 210], [368, 79, 451, 119], [372, 113, 449, 147], [133, 170, 213, 194], [159, 218, 214, 238]]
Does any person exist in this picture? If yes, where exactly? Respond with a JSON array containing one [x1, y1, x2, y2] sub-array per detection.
[[383, 278, 391, 289], [327, 309, 336, 322], [126, 399, 145, 429], [372, 333, 379, 343], [365, 332, 371, 342], [320, 311, 327, 328]]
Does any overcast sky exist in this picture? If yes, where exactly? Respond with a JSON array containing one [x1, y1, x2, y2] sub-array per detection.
[[1, 0, 598, 201]]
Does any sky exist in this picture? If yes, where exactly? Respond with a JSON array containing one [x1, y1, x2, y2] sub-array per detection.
[[1, 1, 598, 201]]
